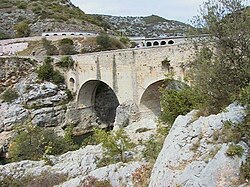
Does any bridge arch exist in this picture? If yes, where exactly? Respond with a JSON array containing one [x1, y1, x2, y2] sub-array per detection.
[[139, 79, 187, 117], [146, 42, 152, 47], [78, 80, 119, 124], [139, 79, 165, 117], [168, 40, 174, 44], [160, 41, 167, 45], [153, 41, 159, 46]]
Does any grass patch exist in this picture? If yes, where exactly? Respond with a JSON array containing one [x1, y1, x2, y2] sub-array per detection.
[[0, 172, 68, 187], [1, 88, 19, 103], [226, 144, 244, 157]]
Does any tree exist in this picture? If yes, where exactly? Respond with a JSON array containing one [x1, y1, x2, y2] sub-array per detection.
[[94, 128, 135, 165], [96, 34, 112, 50], [190, 0, 250, 113], [14, 21, 31, 37]]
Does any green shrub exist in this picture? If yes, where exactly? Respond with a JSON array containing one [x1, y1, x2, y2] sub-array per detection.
[[37, 58, 54, 81], [64, 124, 79, 151], [220, 121, 242, 144], [1, 88, 19, 103], [58, 38, 76, 55], [57, 56, 74, 69], [120, 36, 130, 44], [16, 2, 27, 9], [239, 84, 250, 109], [226, 144, 244, 157], [240, 157, 250, 183], [94, 128, 135, 165], [0, 32, 10, 40], [52, 70, 65, 84], [14, 20, 31, 37], [37, 57, 65, 84], [142, 123, 169, 162], [65, 89, 74, 101], [42, 38, 59, 55], [8, 121, 71, 162], [160, 85, 203, 124], [96, 34, 112, 50]]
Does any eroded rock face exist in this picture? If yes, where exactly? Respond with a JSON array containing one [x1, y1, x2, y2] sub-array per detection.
[[0, 73, 69, 131], [149, 104, 248, 187]]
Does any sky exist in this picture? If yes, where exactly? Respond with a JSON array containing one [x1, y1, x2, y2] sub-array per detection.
[[70, 0, 206, 24]]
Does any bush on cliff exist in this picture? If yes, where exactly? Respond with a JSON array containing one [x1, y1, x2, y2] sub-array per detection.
[[160, 85, 203, 124], [58, 38, 77, 55], [8, 121, 71, 162], [1, 88, 19, 103], [94, 128, 135, 166], [37, 57, 64, 84]]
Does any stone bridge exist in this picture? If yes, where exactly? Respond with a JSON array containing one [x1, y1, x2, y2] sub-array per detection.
[[63, 41, 195, 125]]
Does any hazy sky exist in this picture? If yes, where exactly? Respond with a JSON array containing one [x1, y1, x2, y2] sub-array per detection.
[[70, 0, 206, 23]]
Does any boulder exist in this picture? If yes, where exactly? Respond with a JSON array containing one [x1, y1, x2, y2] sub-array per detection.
[[114, 101, 140, 129]]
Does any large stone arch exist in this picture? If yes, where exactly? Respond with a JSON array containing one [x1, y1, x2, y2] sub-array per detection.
[[78, 80, 119, 124], [139, 80, 165, 117], [139, 79, 187, 118]]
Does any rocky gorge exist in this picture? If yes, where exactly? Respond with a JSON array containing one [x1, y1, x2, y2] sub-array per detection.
[[0, 57, 249, 186]]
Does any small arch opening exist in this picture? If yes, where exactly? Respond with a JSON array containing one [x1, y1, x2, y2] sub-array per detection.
[[62, 33, 66, 36], [69, 77, 75, 92], [45, 34, 49, 36], [153, 41, 159, 46], [54, 34, 58, 36], [160, 41, 167, 45], [71, 33, 75, 35], [168, 40, 174, 44], [146, 42, 152, 47]]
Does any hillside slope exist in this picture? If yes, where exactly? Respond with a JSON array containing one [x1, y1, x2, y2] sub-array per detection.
[[0, 0, 108, 38], [97, 14, 192, 37]]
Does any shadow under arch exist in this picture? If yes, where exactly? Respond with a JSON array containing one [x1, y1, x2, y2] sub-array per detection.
[[139, 79, 187, 117], [78, 80, 119, 124], [139, 80, 165, 117]]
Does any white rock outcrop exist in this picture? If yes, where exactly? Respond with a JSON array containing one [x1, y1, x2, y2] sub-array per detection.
[[0, 145, 102, 180], [149, 104, 248, 187]]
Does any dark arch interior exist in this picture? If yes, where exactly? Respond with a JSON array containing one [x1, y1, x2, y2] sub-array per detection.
[[161, 41, 167, 45], [146, 42, 152, 47], [153, 41, 159, 46], [69, 78, 75, 91], [168, 40, 174, 44], [78, 80, 119, 124]]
